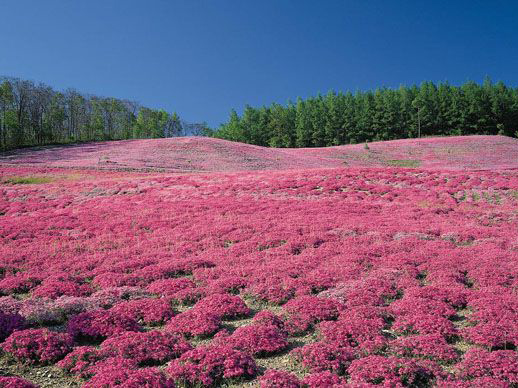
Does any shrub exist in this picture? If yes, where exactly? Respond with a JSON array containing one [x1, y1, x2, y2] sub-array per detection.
[[283, 296, 343, 335], [67, 309, 141, 341], [226, 324, 289, 357], [404, 286, 468, 309], [389, 297, 456, 318], [32, 278, 93, 299], [249, 281, 294, 305], [110, 298, 174, 325], [83, 367, 172, 388], [89, 287, 150, 309], [19, 296, 94, 325], [462, 321, 518, 349], [166, 344, 257, 386], [91, 272, 131, 289], [58, 348, 137, 380], [18, 298, 64, 325], [457, 348, 518, 383], [462, 295, 518, 348], [52, 296, 93, 317], [166, 309, 221, 338], [192, 294, 251, 319], [206, 276, 247, 294], [340, 305, 388, 322], [436, 377, 511, 387], [0, 273, 42, 294], [392, 313, 457, 338], [319, 275, 400, 308], [348, 355, 437, 386], [2, 328, 73, 365], [162, 258, 215, 275], [0, 296, 22, 314], [146, 278, 196, 297], [317, 316, 386, 354], [0, 377, 38, 388], [391, 334, 459, 362], [253, 310, 287, 333], [88, 355, 137, 373], [101, 331, 192, 366], [291, 342, 355, 374], [57, 346, 106, 379], [302, 371, 345, 388], [259, 369, 301, 388], [467, 295, 518, 324], [0, 311, 25, 341]]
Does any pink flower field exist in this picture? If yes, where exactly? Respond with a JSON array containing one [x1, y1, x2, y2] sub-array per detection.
[[1, 135, 517, 172], [1, 136, 518, 387]]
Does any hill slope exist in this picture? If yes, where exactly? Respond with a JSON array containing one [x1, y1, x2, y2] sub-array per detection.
[[0, 135, 517, 171], [1, 136, 518, 387]]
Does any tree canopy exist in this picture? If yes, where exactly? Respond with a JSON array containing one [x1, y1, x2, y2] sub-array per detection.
[[0, 76, 209, 150], [212, 78, 518, 147]]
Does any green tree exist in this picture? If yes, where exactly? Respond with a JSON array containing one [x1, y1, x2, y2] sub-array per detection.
[[0, 81, 14, 149], [295, 97, 312, 147], [214, 109, 244, 142], [268, 102, 295, 147], [339, 91, 357, 144], [209, 79, 518, 147]]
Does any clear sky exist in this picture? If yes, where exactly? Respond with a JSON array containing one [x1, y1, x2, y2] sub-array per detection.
[[1, 0, 517, 127]]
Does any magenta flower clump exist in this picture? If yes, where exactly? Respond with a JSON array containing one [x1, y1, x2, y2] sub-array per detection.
[[109, 298, 174, 325], [67, 309, 141, 341], [259, 369, 301, 388], [0, 376, 38, 388], [166, 309, 221, 338], [0, 311, 25, 341], [100, 330, 192, 366], [2, 328, 73, 365], [166, 344, 257, 386]]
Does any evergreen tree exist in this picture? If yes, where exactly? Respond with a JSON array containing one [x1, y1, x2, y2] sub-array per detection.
[[309, 95, 327, 147], [323, 90, 343, 145], [295, 98, 311, 147], [340, 91, 357, 144], [209, 78, 518, 148]]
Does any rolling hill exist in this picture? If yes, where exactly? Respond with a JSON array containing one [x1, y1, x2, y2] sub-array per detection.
[[2, 134, 518, 387], [1, 135, 517, 172]]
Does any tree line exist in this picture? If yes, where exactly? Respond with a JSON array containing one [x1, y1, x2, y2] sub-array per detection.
[[0, 76, 209, 150], [212, 78, 518, 147]]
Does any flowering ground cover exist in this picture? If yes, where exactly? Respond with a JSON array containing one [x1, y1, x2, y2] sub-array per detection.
[[1, 135, 517, 172], [1, 136, 518, 386]]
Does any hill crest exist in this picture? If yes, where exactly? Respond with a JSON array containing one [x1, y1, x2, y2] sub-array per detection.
[[0, 135, 516, 172]]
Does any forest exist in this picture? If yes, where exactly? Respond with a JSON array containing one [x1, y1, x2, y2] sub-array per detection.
[[0, 76, 208, 150], [212, 78, 518, 147], [2, 77, 518, 151]]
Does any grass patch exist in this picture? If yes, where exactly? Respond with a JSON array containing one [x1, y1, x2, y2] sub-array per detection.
[[258, 240, 287, 251], [385, 159, 421, 168], [2, 176, 54, 185]]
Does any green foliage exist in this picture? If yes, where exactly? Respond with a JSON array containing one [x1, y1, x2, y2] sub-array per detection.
[[2, 175, 54, 184], [133, 108, 170, 139], [385, 159, 421, 168], [212, 79, 518, 147], [0, 76, 198, 151]]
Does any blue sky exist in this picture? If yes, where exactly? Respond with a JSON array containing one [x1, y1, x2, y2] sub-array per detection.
[[1, 1, 517, 127]]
